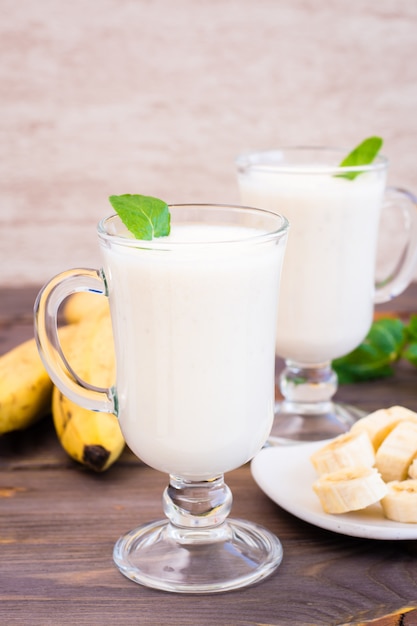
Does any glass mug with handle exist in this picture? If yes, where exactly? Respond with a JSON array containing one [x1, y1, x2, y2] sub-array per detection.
[[34, 203, 289, 594], [236, 147, 417, 443]]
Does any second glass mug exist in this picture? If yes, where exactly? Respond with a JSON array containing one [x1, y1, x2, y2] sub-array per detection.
[[34, 203, 289, 594], [236, 147, 417, 443]]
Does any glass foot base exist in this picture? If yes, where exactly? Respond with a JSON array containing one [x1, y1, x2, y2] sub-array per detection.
[[113, 518, 283, 594], [268, 401, 366, 445]]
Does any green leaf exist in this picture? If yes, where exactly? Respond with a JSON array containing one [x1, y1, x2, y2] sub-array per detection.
[[405, 314, 417, 342], [336, 136, 383, 180], [109, 194, 170, 240], [403, 342, 417, 368], [332, 318, 406, 383]]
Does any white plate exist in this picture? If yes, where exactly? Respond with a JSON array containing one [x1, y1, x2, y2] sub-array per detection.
[[251, 441, 417, 540]]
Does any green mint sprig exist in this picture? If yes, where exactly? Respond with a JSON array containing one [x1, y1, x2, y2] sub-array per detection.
[[336, 136, 383, 180], [109, 194, 170, 240], [332, 315, 417, 383], [403, 315, 417, 367]]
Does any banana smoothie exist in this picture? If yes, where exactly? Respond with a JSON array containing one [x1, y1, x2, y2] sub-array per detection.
[[238, 167, 386, 363], [100, 219, 287, 480]]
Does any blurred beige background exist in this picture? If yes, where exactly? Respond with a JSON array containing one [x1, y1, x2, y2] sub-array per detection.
[[1, 0, 417, 286]]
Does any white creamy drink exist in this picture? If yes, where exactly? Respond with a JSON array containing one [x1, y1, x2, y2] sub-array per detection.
[[238, 169, 386, 363], [100, 221, 286, 480]]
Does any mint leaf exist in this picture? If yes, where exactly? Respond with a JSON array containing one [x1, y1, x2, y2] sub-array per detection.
[[405, 314, 417, 342], [337, 136, 383, 180], [403, 315, 417, 367], [109, 194, 170, 240], [333, 314, 417, 383], [332, 318, 405, 383], [403, 342, 417, 368]]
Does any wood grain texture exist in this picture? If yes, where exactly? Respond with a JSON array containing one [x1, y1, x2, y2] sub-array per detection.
[[1, 286, 417, 625]]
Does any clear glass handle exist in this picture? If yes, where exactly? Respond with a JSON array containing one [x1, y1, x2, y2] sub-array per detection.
[[374, 187, 417, 304], [34, 268, 116, 414]]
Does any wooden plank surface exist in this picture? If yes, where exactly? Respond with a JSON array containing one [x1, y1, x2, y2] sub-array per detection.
[[1, 285, 417, 626]]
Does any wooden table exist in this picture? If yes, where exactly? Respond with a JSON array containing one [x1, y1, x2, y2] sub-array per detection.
[[1, 285, 417, 626]]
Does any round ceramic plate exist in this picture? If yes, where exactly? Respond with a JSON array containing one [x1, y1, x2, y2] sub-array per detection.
[[251, 441, 417, 540]]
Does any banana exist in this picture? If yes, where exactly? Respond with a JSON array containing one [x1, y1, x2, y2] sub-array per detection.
[[408, 459, 417, 479], [52, 389, 125, 471], [312, 466, 387, 514], [311, 405, 417, 520], [375, 421, 417, 482], [310, 430, 375, 476], [52, 309, 125, 471], [1, 295, 124, 470], [381, 479, 417, 523], [350, 405, 417, 451], [62, 291, 110, 324], [0, 325, 76, 435]]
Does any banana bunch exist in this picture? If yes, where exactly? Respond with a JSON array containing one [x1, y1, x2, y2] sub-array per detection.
[[311, 405, 417, 522], [0, 292, 125, 472]]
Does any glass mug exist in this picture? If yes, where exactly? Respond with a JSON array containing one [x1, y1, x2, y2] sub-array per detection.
[[34, 204, 289, 594], [236, 148, 417, 443]]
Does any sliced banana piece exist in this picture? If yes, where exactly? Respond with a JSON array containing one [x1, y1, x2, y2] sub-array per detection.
[[350, 405, 417, 451], [313, 466, 387, 514], [310, 430, 375, 476], [375, 421, 417, 482], [408, 459, 417, 479], [381, 480, 417, 523]]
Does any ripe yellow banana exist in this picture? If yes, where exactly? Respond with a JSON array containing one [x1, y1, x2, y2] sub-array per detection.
[[312, 466, 387, 514], [52, 388, 125, 471], [381, 479, 417, 523], [350, 405, 417, 451], [0, 325, 76, 435], [310, 430, 375, 476], [375, 421, 417, 482], [52, 309, 125, 471], [63, 291, 110, 324]]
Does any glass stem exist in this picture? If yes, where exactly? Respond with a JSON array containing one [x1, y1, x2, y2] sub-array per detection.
[[162, 475, 233, 530], [279, 360, 338, 413]]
